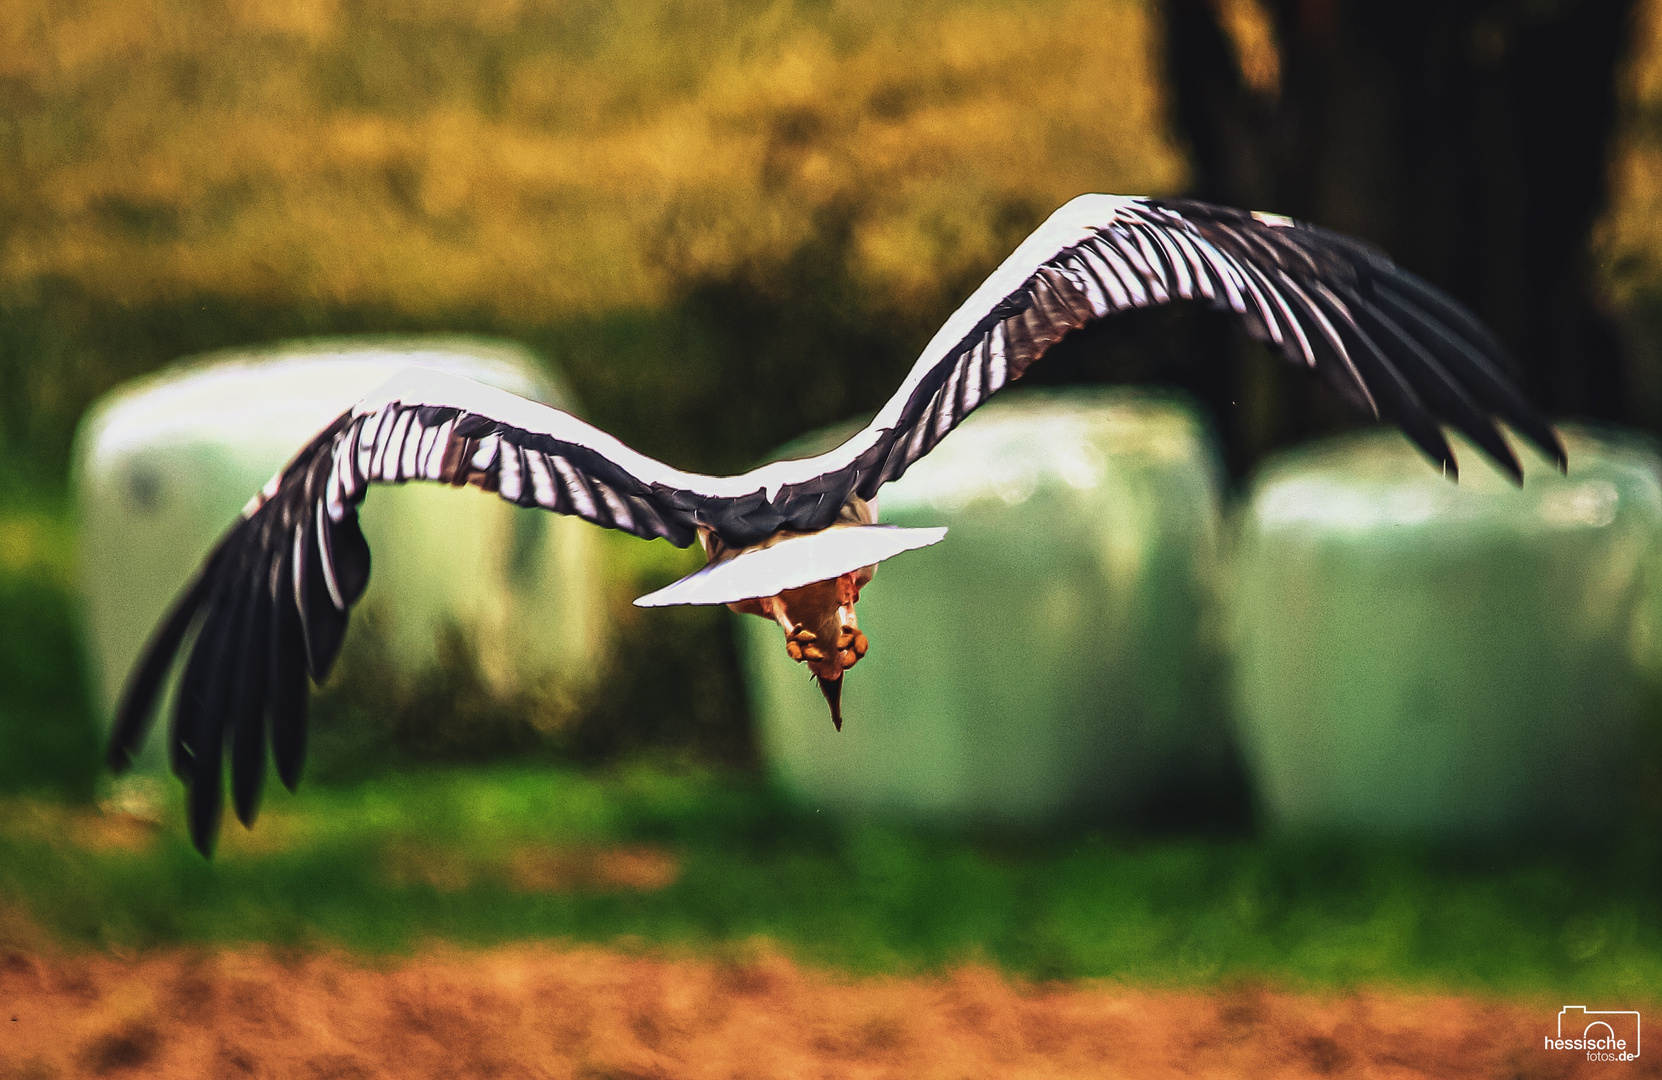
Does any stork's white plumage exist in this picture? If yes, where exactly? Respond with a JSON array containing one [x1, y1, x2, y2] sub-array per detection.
[[108, 194, 1564, 854]]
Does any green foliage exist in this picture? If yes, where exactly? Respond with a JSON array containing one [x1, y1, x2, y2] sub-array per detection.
[[0, 282, 443, 499], [0, 207, 928, 501], [0, 573, 100, 800], [2, 762, 1660, 1000], [0, 497, 100, 800]]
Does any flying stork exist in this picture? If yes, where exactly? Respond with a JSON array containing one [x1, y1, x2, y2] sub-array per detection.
[[107, 194, 1564, 854]]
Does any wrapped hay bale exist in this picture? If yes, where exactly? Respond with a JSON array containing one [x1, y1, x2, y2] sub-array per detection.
[[740, 389, 1229, 828], [75, 337, 607, 785], [1233, 427, 1660, 839]]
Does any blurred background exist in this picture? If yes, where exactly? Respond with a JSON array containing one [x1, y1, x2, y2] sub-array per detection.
[[3, 0, 1662, 1008]]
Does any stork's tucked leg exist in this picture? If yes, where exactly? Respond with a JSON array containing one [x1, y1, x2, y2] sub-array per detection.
[[832, 572, 870, 671], [771, 600, 824, 663]]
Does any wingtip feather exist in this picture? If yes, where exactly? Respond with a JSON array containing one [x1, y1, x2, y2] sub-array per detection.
[[105, 535, 237, 776]]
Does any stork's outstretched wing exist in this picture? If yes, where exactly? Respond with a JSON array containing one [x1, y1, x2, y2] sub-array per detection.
[[725, 194, 1564, 537], [111, 193, 1564, 854], [106, 368, 731, 852]]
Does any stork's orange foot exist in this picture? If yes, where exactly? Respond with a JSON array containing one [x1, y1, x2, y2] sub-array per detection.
[[784, 623, 826, 663], [833, 626, 869, 669]]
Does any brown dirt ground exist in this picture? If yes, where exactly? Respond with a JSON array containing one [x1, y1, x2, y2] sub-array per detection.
[[2, 944, 1656, 1080]]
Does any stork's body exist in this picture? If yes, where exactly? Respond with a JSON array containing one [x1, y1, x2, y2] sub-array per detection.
[[702, 495, 880, 728], [107, 193, 1566, 855]]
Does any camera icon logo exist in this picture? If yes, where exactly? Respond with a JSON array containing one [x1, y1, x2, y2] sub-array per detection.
[[1545, 1006, 1641, 1060]]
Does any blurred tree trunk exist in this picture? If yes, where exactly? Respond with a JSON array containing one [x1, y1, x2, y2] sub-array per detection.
[[1160, 0, 1637, 468]]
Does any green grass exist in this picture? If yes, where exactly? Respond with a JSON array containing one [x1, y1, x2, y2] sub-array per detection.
[[3, 760, 1660, 1003]]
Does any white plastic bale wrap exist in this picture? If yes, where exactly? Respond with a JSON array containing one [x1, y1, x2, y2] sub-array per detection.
[[74, 337, 606, 778], [1232, 427, 1660, 839], [740, 389, 1229, 828]]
